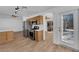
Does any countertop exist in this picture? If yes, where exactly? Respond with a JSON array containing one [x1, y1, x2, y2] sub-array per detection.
[[0, 27, 13, 32], [27, 29, 43, 32], [35, 29, 43, 31]]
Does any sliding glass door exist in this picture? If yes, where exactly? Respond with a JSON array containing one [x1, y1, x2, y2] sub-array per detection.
[[55, 10, 79, 50], [61, 13, 74, 44], [59, 10, 79, 45]]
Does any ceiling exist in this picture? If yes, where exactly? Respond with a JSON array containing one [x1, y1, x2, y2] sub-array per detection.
[[0, 6, 55, 17]]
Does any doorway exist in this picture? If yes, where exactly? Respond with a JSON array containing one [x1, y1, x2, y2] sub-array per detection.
[[47, 21, 53, 31], [45, 21, 53, 40]]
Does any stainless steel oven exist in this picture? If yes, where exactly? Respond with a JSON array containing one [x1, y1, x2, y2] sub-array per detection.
[[29, 30, 35, 40]]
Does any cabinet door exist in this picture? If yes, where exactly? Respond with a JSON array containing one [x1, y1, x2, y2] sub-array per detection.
[[6, 31, 14, 41], [37, 16, 43, 24], [35, 31, 43, 41], [35, 31, 38, 41], [0, 32, 2, 40], [40, 16, 43, 24], [0, 32, 7, 44], [37, 19, 40, 24], [38, 31, 43, 41], [1, 32, 6, 40], [40, 19, 43, 24]]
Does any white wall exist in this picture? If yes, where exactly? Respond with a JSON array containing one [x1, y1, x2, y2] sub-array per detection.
[[0, 16, 23, 32]]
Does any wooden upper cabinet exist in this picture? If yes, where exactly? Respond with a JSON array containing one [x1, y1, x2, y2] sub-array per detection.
[[36, 16, 43, 24], [28, 15, 43, 25]]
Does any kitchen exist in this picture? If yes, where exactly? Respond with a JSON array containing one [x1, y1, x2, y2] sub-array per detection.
[[23, 15, 44, 41]]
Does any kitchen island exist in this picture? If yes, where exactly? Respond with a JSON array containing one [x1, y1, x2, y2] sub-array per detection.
[[0, 28, 14, 44]]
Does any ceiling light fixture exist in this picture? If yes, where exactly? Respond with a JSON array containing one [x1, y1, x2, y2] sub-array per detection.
[[12, 6, 27, 17], [15, 6, 19, 11]]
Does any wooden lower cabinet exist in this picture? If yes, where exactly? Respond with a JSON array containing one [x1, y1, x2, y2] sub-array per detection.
[[0, 32, 7, 44], [35, 31, 43, 42], [6, 31, 14, 41], [0, 31, 14, 44]]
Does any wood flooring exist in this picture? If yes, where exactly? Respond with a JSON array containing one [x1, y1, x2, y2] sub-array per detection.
[[0, 32, 73, 52]]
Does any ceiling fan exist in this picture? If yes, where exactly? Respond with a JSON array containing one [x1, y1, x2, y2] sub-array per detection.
[[12, 6, 27, 17]]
